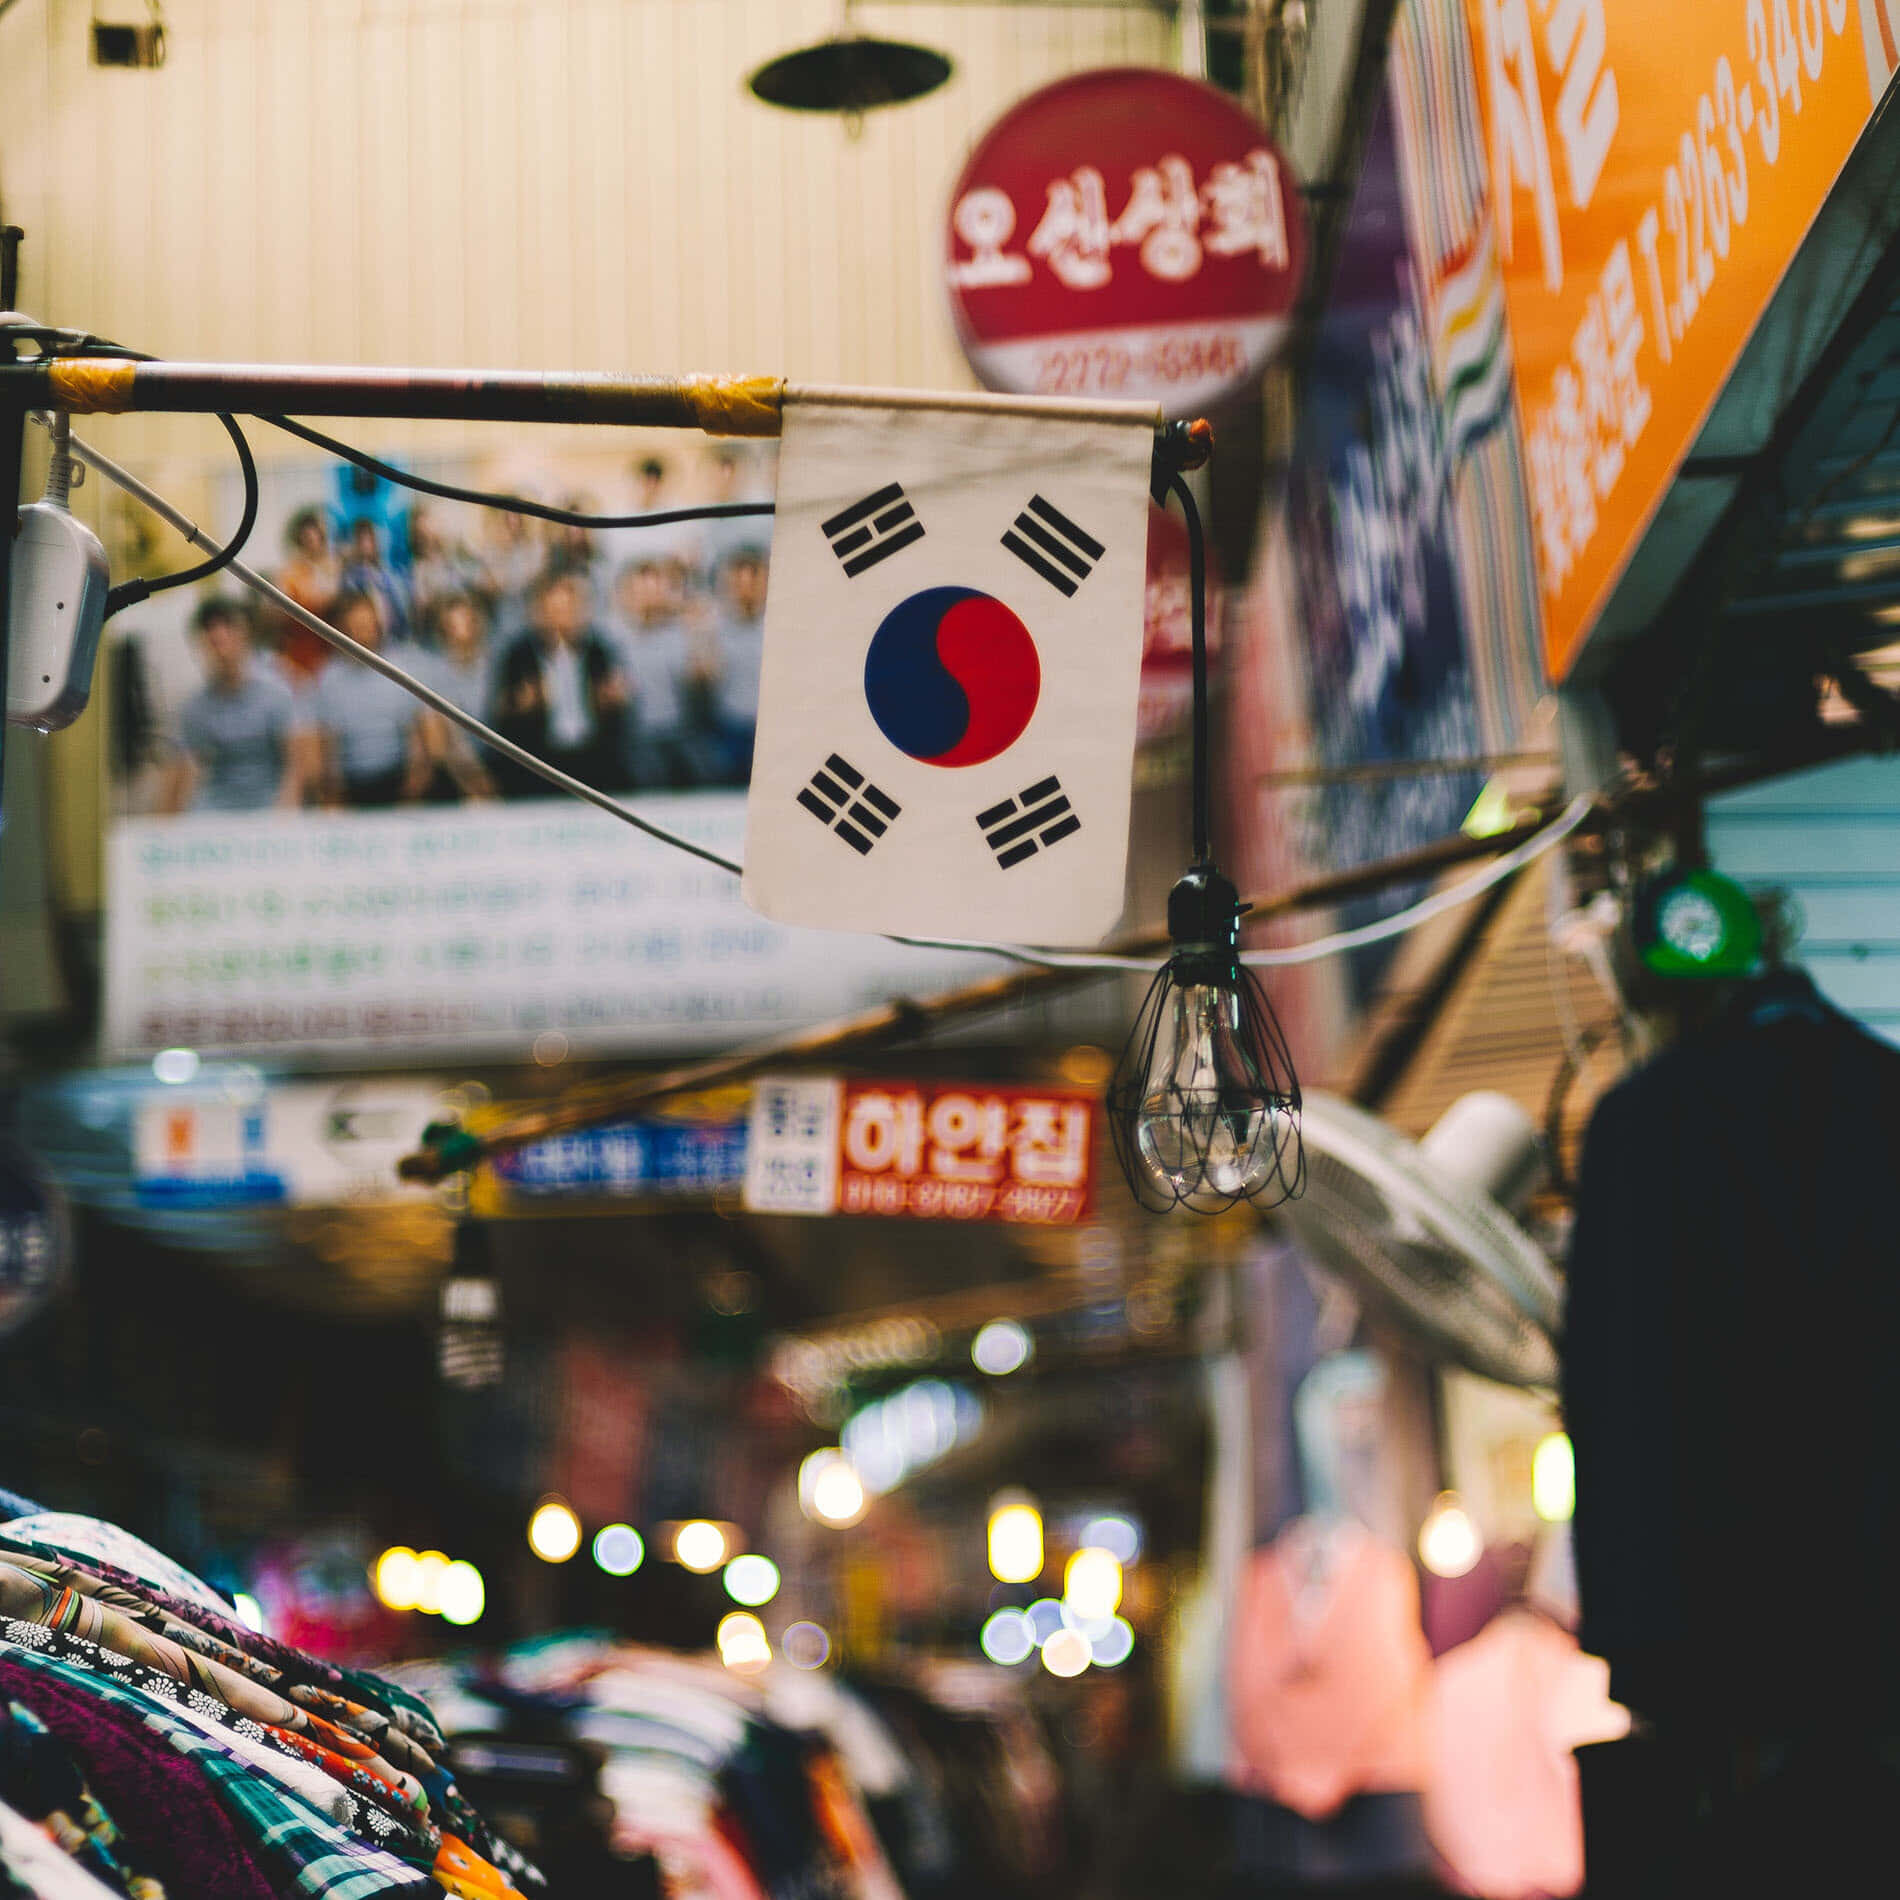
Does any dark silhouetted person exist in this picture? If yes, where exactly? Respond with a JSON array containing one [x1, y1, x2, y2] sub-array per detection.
[[492, 568, 627, 797]]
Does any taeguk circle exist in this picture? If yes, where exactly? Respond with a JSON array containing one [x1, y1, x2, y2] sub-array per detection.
[[863, 586, 1041, 768]]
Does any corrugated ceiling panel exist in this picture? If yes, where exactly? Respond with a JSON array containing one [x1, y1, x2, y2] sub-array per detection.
[[0, 0, 1174, 465], [1368, 856, 1629, 1158], [1707, 755, 1900, 1045]]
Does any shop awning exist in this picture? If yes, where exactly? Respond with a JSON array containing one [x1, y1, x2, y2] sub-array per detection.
[[1572, 96, 1900, 727]]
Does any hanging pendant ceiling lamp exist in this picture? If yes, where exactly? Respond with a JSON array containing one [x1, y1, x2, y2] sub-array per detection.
[[1109, 864, 1304, 1212], [747, 35, 953, 115], [1106, 427, 1304, 1215]]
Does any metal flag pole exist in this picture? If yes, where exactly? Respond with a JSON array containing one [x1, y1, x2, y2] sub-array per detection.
[[2, 358, 1166, 436], [0, 234, 31, 821], [0, 349, 28, 830]]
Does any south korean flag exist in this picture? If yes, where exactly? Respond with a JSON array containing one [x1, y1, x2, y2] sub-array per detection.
[[744, 398, 1155, 945]]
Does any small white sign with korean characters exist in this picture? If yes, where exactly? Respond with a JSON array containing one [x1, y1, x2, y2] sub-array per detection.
[[743, 1075, 846, 1216]]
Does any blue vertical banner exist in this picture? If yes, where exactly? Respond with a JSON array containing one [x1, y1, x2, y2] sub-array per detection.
[[1285, 96, 1485, 985], [1272, 15, 1546, 1003]]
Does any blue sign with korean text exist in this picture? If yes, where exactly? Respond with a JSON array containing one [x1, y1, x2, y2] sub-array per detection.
[[492, 1117, 749, 1200]]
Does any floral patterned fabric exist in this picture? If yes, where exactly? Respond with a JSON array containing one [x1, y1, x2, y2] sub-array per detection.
[[1, 1552, 287, 1691], [0, 1537, 447, 1756], [263, 1723, 432, 1827]]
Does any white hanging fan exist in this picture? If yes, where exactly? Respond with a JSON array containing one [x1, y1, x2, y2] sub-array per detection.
[[1276, 1091, 1562, 1389]]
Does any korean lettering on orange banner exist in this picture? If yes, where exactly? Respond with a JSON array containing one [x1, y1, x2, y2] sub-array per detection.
[[1465, 0, 1895, 681], [837, 1083, 1095, 1225]]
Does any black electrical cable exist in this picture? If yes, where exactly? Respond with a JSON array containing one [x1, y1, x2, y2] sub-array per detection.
[[259, 413, 777, 533], [11, 327, 265, 621], [102, 409, 259, 619], [1168, 468, 1211, 866]]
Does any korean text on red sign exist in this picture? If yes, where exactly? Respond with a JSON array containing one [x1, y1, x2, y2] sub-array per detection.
[[742, 1075, 1095, 1225], [944, 68, 1306, 415], [838, 1082, 1095, 1224]]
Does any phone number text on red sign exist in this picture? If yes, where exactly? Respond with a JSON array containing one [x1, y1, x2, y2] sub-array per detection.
[[836, 1084, 1095, 1226], [1032, 329, 1252, 395]]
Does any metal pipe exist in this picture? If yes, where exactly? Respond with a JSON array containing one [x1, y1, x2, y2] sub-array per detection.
[[12, 360, 787, 431], [5, 358, 1164, 435], [1252, 752, 1554, 787], [0, 230, 31, 816], [0, 230, 22, 314], [1284, 0, 1401, 365], [1178, 0, 1208, 78]]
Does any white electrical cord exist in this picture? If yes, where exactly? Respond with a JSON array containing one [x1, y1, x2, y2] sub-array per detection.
[[64, 420, 1591, 977], [890, 794, 1594, 971], [42, 410, 74, 508], [1251, 797, 1590, 964]]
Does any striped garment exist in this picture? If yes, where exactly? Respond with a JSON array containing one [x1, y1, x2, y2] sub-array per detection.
[[0, 1566, 421, 1806], [0, 1535, 448, 1757]]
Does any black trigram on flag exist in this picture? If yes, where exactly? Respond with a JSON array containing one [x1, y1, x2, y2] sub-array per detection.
[[823, 483, 925, 576], [977, 776, 1081, 869], [798, 754, 902, 855], [1002, 495, 1104, 597]]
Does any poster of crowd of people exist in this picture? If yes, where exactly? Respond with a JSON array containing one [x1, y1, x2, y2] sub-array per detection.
[[111, 435, 773, 819]]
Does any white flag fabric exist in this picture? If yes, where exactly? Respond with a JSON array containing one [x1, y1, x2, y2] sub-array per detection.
[[743, 398, 1155, 946]]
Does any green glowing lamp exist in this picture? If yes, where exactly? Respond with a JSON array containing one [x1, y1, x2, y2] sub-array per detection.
[[1635, 867, 1761, 979]]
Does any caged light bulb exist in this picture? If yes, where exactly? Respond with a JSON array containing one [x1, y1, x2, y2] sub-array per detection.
[[1109, 866, 1302, 1214], [1136, 981, 1282, 1208]]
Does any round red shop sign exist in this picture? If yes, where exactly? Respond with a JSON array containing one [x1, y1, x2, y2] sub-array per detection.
[[945, 67, 1306, 414]]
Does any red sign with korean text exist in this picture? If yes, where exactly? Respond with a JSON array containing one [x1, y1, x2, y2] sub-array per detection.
[[837, 1081, 1095, 1225], [945, 68, 1307, 415]]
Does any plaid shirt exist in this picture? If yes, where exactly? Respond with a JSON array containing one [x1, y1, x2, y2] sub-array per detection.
[[0, 1629, 439, 1900]]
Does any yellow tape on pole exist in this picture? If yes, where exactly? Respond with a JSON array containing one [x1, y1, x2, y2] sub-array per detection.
[[45, 358, 137, 413], [683, 373, 786, 436]]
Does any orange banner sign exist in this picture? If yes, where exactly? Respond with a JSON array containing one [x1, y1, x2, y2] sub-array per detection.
[[1463, 0, 1898, 679]]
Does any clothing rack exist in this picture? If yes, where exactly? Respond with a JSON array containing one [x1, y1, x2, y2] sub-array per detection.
[[393, 1636, 1069, 1900], [0, 1502, 540, 1900]]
